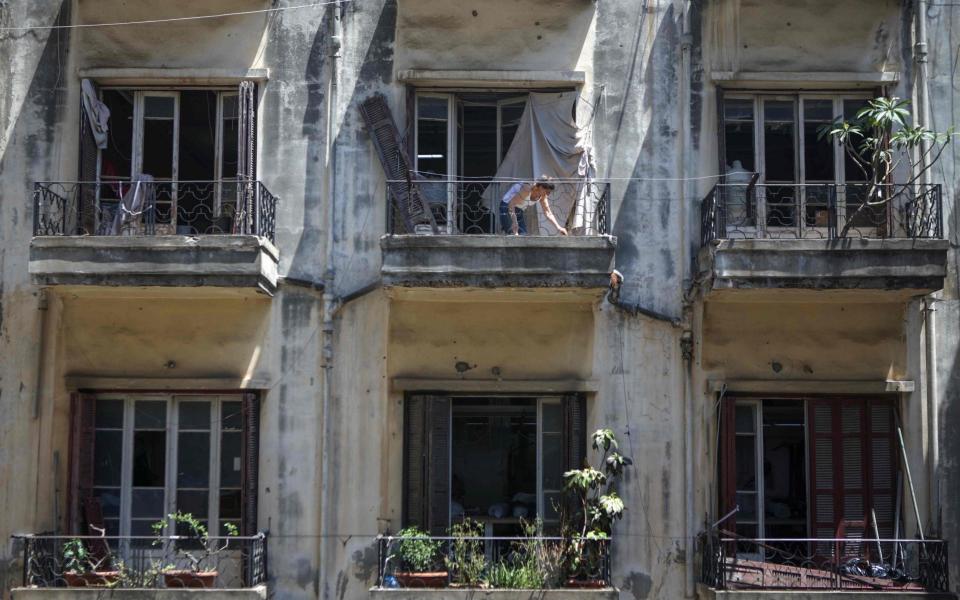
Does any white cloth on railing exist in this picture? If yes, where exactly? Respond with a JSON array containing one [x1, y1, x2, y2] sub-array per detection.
[[489, 91, 596, 234], [109, 174, 155, 235], [81, 79, 110, 150]]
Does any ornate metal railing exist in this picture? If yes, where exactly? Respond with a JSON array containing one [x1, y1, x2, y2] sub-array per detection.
[[698, 532, 948, 592], [375, 534, 611, 589], [33, 180, 278, 243], [13, 533, 267, 589], [700, 183, 942, 244], [387, 179, 611, 236]]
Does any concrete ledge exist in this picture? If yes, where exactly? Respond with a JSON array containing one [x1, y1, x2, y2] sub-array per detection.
[[392, 378, 599, 393], [713, 70, 900, 88], [707, 379, 914, 394], [370, 590, 618, 600], [698, 238, 948, 296], [30, 236, 279, 296], [79, 68, 270, 85], [381, 235, 616, 289], [12, 587, 267, 600], [696, 584, 954, 600], [396, 70, 586, 88]]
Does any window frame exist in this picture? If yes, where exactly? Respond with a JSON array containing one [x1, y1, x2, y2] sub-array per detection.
[[90, 393, 245, 540]]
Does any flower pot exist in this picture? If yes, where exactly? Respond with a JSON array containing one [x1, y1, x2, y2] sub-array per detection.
[[564, 578, 607, 589], [64, 571, 120, 587], [163, 570, 219, 588], [394, 571, 449, 588]]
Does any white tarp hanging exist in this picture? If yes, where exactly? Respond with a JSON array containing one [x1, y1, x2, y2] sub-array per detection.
[[491, 91, 597, 234], [109, 174, 155, 235], [81, 79, 110, 150]]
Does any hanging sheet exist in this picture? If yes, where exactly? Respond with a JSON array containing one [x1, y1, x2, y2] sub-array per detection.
[[81, 79, 110, 150], [490, 91, 597, 234]]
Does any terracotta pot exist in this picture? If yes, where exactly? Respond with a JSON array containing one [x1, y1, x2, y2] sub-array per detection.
[[163, 570, 219, 588], [564, 578, 607, 589], [394, 571, 449, 588], [64, 571, 120, 587]]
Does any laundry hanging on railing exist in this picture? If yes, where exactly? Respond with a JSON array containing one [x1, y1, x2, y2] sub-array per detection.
[[109, 174, 155, 235], [489, 91, 597, 234], [81, 79, 110, 150]]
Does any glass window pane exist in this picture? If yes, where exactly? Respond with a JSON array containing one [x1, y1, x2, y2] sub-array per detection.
[[100, 91, 134, 185], [131, 488, 165, 518], [178, 431, 211, 487], [843, 99, 871, 182], [542, 432, 562, 490], [736, 492, 758, 521], [543, 491, 562, 520], [724, 99, 754, 121], [542, 403, 561, 433], [416, 120, 447, 175], [222, 94, 239, 120], [417, 97, 448, 120], [803, 100, 835, 182], [94, 430, 124, 486], [222, 401, 242, 431], [725, 121, 755, 173], [178, 401, 211, 430], [94, 488, 122, 517], [220, 95, 239, 181], [764, 101, 796, 182], [177, 490, 210, 519], [762, 401, 807, 526], [735, 436, 757, 491], [144, 96, 175, 119], [135, 401, 166, 429], [220, 431, 242, 488], [132, 430, 166, 486], [95, 400, 124, 429], [735, 406, 755, 433], [219, 489, 242, 519]]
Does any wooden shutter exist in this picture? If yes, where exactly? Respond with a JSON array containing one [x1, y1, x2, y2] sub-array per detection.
[[68, 393, 97, 534], [562, 394, 586, 471], [241, 392, 260, 536], [359, 94, 438, 234], [78, 84, 100, 235], [807, 398, 898, 554], [236, 81, 258, 234], [403, 395, 451, 534], [718, 399, 737, 534]]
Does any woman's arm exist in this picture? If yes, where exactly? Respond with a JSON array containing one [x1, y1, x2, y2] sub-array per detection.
[[539, 196, 568, 235]]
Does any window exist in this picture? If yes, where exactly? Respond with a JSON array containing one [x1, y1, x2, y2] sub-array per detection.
[[88, 85, 253, 235], [403, 394, 584, 535], [72, 393, 258, 541], [720, 397, 899, 557], [720, 93, 872, 230], [414, 92, 529, 234]]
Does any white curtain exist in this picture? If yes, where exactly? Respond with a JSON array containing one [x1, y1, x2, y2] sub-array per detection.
[[491, 91, 597, 234]]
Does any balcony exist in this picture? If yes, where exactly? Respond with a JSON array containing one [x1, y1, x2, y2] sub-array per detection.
[[29, 181, 279, 296], [697, 183, 949, 297], [11, 533, 267, 600], [698, 532, 950, 598], [381, 179, 616, 293], [371, 534, 617, 598]]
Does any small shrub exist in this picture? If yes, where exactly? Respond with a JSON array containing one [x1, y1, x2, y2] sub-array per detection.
[[445, 519, 486, 586], [394, 527, 441, 572]]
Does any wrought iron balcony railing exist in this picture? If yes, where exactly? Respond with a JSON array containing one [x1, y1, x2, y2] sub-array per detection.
[[387, 179, 610, 236], [700, 183, 943, 245], [375, 534, 611, 589], [33, 180, 278, 244], [14, 533, 267, 589], [698, 532, 949, 593]]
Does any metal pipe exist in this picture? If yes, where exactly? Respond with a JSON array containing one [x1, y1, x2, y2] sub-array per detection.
[[33, 290, 49, 420], [895, 415, 926, 543], [925, 297, 941, 533]]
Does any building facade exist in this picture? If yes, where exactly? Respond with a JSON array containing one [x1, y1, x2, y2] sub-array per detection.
[[0, 1, 958, 599]]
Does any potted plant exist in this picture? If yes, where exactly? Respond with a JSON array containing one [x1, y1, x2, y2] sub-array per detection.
[[445, 519, 486, 588], [153, 512, 237, 588], [62, 538, 120, 587], [390, 527, 447, 588], [562, 428, 632, 588]]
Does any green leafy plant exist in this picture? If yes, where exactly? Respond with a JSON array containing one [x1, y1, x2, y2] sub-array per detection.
[[62, 539, 92, 574], [152, 512, 238, 574], [562, 428, 632, 581], [820, 96, 955, 237], [517, 519, 564, 588], [486, 560, 542, 589], [394, 527, 442, 573], [445, 519, 486, 586]]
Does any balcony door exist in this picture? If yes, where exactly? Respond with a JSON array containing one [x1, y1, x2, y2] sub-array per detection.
[[721, 93, 870, 237], [414, 92, 527, 233]]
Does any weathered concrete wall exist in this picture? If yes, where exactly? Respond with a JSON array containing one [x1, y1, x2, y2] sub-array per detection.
[[12, 588, 267, 600]]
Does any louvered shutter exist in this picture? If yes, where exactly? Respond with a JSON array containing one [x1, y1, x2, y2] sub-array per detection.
[[403, 395, 451, 534], [718, 399, 737, 534], [562, 394, 587, 472], [236, 81, 258, 234], [68, 393, 97, 534], [359, 94, 438, 234], [241, 392, 260, 536], [78, 85, 100, 235]]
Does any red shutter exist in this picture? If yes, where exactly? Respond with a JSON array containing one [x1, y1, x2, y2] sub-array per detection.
[[241, 392, 260, 536], [718, 399, 737, 535], [68, 393, 97, 534]]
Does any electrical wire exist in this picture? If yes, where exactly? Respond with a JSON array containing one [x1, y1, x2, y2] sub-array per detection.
[[0, 0, 352, 32]]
